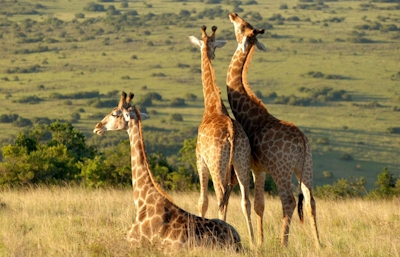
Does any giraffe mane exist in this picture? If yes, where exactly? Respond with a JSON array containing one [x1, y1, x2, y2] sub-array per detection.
[[133, 107, 175, 204], [242, 43, 268, 113]]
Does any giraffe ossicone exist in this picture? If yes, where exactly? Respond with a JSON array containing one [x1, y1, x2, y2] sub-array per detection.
[[93, 91, 242, 252], [189, 25, 255, 244], [226, 12, 321, 248]]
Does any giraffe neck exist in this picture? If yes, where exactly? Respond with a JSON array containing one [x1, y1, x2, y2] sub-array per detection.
[[201, 46, 229, 116], [127, 110, 172, 210], [226, 44, 275, 135]]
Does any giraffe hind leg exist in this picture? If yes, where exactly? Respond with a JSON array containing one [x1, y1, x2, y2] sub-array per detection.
[[197, 157, 210, 218], [231, 162, 254, 244], [300, 182, 320, 248]]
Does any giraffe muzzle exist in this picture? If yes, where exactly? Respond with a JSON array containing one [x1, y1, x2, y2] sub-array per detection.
[[93, 123, 105, 135]]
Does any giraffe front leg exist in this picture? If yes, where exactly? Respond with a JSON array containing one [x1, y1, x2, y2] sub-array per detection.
[[127, 222, 141, 245], [197, 157, 210, 217]]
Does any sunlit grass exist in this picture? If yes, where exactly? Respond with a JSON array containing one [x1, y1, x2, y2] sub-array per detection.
[[0, 186, 399, 256]]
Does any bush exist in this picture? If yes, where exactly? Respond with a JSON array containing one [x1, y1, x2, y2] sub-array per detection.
[[368, 168, 400, 199], [170, 97, 185, 107], [70, 113, 81, 123], [170, 113, 183, 121], [7, 64, 41, 74], [0, 114, 19, 123], [13, 95, 43, 104], [387, 127, 400, 134], [322, 171, 334, 178], [315, 177, 367, 199], [340, 153, 353, 161], [316, 137, 329, 145], [12, 117, 33, 127], [83, 3, 106, 12], [75, 13, 85, 19], [185, 93, 197, 101]]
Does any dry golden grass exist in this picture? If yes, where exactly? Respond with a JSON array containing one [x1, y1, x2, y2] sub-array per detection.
[[0, 186, 399, 257]]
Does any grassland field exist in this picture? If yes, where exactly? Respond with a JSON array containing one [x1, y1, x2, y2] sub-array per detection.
[[0, 0, 400, 189], [0, 186, 399, 256]]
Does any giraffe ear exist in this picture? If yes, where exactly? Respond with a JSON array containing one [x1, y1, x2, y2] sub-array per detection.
[[211, 40, 227, 49], [256, 41, 267, 51], [140, 113, 150, 120], [189, 36, 203, 48]]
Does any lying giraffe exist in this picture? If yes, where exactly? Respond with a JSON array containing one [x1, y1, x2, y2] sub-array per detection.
[[93, 92, 242, 251], [226, 13, 320, 248], [189, 25, 254, 243]]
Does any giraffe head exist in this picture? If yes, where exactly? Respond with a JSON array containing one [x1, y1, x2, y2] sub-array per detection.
[[93, 91, 149, 135], [228, 12, 267, 52], [189, 25, 227, 60]]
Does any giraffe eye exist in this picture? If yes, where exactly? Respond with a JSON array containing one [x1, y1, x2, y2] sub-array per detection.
[[111, 111, 121, 117]]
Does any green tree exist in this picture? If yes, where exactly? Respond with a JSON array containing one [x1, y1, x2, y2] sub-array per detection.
[[46, 121, 96, 162], [0, 121, 97, 187], [368, 168, 400, 199], [315, 177, 367, 199], [78, 140, 131, 188]]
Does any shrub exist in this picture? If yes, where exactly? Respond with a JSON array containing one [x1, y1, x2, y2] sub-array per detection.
[[315, 177, 367, 199], [32, 117, 52, 125], [279, 4, 288, 9], [340, 153, 353, 161], [322, 171, 334, 178], [136, 95, 153, 107], [0, 114, 19, 123], [12, 117, 33, 127], [7, 64, 41, 74], [64, 100, 72, 105], [170, 97, 185, 107], [368, 168, 400, 199], [145, 92, 162, 101], [0, 121, 97, 187], [387, 127, 400, 134], [75, 13, 85, 19], [70, 113, 81, 123], [264, 91, 277, 98], [14, 95, 43, 104], [83, 3, 106, 12], [170, 113, 183, 121], [185, 93, 197, 101], [316, 137, 329, 145]]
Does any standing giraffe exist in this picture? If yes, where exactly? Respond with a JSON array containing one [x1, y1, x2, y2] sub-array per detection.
[[189, 26, 254, 243], [93, 92, 242, 251], [226, 13, 320, 248]]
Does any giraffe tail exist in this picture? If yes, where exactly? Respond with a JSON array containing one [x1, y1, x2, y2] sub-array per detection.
[[220, 167, 236, 212], [297, 127, 307, 224], [219, 119, 236, 213], [298, 192, 304, 223]]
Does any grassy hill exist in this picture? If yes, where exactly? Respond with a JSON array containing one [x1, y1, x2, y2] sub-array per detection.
[[0, 0, 399, 189]]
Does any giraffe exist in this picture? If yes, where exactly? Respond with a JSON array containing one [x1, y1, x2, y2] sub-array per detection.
[[189, 25, 254, 243], [93, 92, 242, 252], [225, 13, 320, 248]]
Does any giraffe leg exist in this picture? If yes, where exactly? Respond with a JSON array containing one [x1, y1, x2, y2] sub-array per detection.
[[276, 180, 296, 247], [197, 157, 210, 218], [295, 152, 321, 248], [301, 182, 320, 248], [232, 163, 254, 244], [252, 170, 265, 245], [215, 144, 232, 221]]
